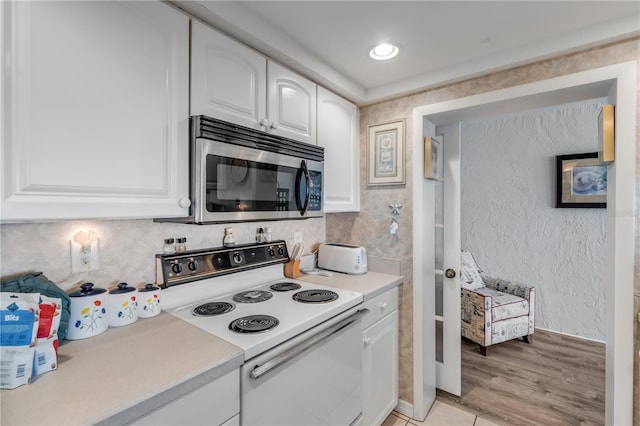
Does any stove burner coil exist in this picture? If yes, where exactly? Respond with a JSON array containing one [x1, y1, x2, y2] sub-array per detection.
[[229, 315, 279, 333], [269, 282, 302, 292], [292, 289, 339, 304], [192, 301, 235, 317], [232, 290, 273, 303]]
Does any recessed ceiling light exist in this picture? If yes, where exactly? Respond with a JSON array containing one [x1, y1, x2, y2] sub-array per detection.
[[369, 43, 399, 61]]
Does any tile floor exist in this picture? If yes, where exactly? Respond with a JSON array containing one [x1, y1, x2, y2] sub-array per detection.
[[382, 400, 500, 426]]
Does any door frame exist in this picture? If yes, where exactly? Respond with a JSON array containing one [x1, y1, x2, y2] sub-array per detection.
[[412, 61, 636, 425]]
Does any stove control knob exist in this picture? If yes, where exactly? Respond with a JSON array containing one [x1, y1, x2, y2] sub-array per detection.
[[171, 263, 183, 274], [268, 248, 275, 257], [232, 252, 244, 264], [277, 246, 285, 256], [188, 260, 198, 271]]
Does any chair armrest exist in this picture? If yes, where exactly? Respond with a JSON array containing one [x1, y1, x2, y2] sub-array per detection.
[[481, 274, 534, 301], [461, 288, 491, 347]]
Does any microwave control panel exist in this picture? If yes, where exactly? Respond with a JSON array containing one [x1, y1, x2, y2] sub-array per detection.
[[309, 171, 322, 211]]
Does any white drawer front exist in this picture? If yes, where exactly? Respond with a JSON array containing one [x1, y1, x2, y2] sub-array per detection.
[[362, 287, 399, 329]]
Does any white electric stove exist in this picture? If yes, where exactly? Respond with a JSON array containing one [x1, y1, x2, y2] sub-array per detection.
[[157, 241, 366, 426]]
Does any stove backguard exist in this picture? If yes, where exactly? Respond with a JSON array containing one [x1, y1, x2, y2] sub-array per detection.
[[156, 240, 289, 288]]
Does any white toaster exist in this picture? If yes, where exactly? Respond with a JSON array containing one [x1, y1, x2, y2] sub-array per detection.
[[317, 243, 367, 275]]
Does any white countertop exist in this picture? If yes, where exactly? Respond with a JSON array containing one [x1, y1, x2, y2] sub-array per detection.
[[0, 312, 243, 426], [0, 270, 402, 425], [297, 270, 403, 301]]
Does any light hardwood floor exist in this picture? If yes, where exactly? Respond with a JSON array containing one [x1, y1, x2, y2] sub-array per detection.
[[436, 329, 606, 425]]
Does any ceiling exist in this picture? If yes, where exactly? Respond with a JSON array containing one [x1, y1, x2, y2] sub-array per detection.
[[171, 1, 640, 105]]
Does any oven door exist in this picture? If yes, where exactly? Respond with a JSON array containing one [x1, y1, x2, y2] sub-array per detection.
[[240, 307, 367, 426], [194, 138, 323, 223]]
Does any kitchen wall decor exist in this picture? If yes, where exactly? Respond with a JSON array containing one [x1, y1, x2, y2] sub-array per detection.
[[424, 136, 441, 180], [555, 152, 607, 208], [598, 104, 615, 164], [367, 120, 406, 186]]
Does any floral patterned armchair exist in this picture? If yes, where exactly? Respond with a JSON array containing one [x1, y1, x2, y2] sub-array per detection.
[[460, 250, 535, 356]]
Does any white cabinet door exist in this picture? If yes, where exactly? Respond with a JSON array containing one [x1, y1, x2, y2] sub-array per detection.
[[363, 310, 398, 426], [0, 1, 190, 221], [317, 87, 360, 212], [362, 287, 399, 426], [131, 369, 239, 426], [267, 61, 317, 145], [191, 20, 267, 131]]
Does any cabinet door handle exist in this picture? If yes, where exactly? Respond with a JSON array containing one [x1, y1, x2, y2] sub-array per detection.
[[178, 198, 191, 208], [260, 118, 269, 128], [364, 337, 372, 346], [380, 302, 388, 312], [270, 122, 279, 130]]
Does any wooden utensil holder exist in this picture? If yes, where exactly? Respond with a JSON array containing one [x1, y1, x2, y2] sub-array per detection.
[[284, 260, 301, 278]]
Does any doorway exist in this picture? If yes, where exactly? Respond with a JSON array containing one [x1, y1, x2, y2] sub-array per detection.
[[412, 62, 636, 425]]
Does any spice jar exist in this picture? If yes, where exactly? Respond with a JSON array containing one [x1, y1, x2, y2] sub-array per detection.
[[163, 238, 175, 254], [175, 237, 187, 253], [223, 228, 235, 247]]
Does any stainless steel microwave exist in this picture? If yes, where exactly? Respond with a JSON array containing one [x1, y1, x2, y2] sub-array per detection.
[[158, 115, 324, 224]]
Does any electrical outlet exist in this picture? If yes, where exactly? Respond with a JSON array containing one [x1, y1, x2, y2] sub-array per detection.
[[70, 240, 100, 274], [293, 232, 303, 245]]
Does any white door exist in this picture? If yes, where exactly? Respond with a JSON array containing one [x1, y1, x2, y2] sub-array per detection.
[[267, 61, 317, 144], [434, 123, 461, 396], [412, 117, 461, 421], [191, 20, 267, 130]]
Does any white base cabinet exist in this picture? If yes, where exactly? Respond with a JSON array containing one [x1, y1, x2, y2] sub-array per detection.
[[362, 287, 399, 426], [130, 369, 239, 426], [1, 1, 190, 221], [317, 87, 360, 212]]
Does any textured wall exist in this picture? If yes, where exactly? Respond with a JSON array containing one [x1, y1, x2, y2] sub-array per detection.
[[461, 100, 607, 341], [0, 218, 325, 288], [327, 37, 638, 406]]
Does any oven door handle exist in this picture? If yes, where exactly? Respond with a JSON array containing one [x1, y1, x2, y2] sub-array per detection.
[[249, 308, 369, 380]]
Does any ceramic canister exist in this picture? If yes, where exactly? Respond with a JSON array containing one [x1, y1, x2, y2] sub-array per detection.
[[137, 283, 161, 318], [67, 283, 108, 340], [107, 283, 138, 327]]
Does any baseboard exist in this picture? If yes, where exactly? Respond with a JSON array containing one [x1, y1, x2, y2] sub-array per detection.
[[394, 398, 414, 419], [536, 327, 605, 344]]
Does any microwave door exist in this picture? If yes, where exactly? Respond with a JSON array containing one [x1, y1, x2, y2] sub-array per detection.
[[295, 160, 310, 216]]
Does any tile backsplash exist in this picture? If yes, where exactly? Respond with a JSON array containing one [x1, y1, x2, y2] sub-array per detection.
[[0, 218, 325, 291]]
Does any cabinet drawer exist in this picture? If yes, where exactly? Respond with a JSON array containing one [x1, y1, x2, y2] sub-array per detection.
[[362, 287, 399, 329], [131, 369, 239, 425]]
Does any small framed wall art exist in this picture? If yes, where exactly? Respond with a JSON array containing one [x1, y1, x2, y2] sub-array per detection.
[[555, 152, 606, 208], [424, 136, 441, 180], [598, 104, 615, 164], [367, 119, 405, 186]]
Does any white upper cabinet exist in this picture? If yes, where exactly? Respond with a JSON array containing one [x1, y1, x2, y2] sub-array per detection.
[[1, 1, 190, 221], [317, 87, 360, 212], [191, 20, 266, 130], [267, 61, 317, 145], [191, 21, 316, 144]]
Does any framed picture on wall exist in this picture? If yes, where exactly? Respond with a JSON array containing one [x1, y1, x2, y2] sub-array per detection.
[[556, 152, 607, 208], [424, 136, 441, 180], [367, 119, 405, 186]]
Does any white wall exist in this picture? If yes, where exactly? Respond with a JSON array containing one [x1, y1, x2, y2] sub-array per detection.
[[461, 98, 607, 341]]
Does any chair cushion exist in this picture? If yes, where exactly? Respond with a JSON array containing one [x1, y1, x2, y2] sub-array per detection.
[[474, 287, 529, 321], [460, 250, 485, 290]]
